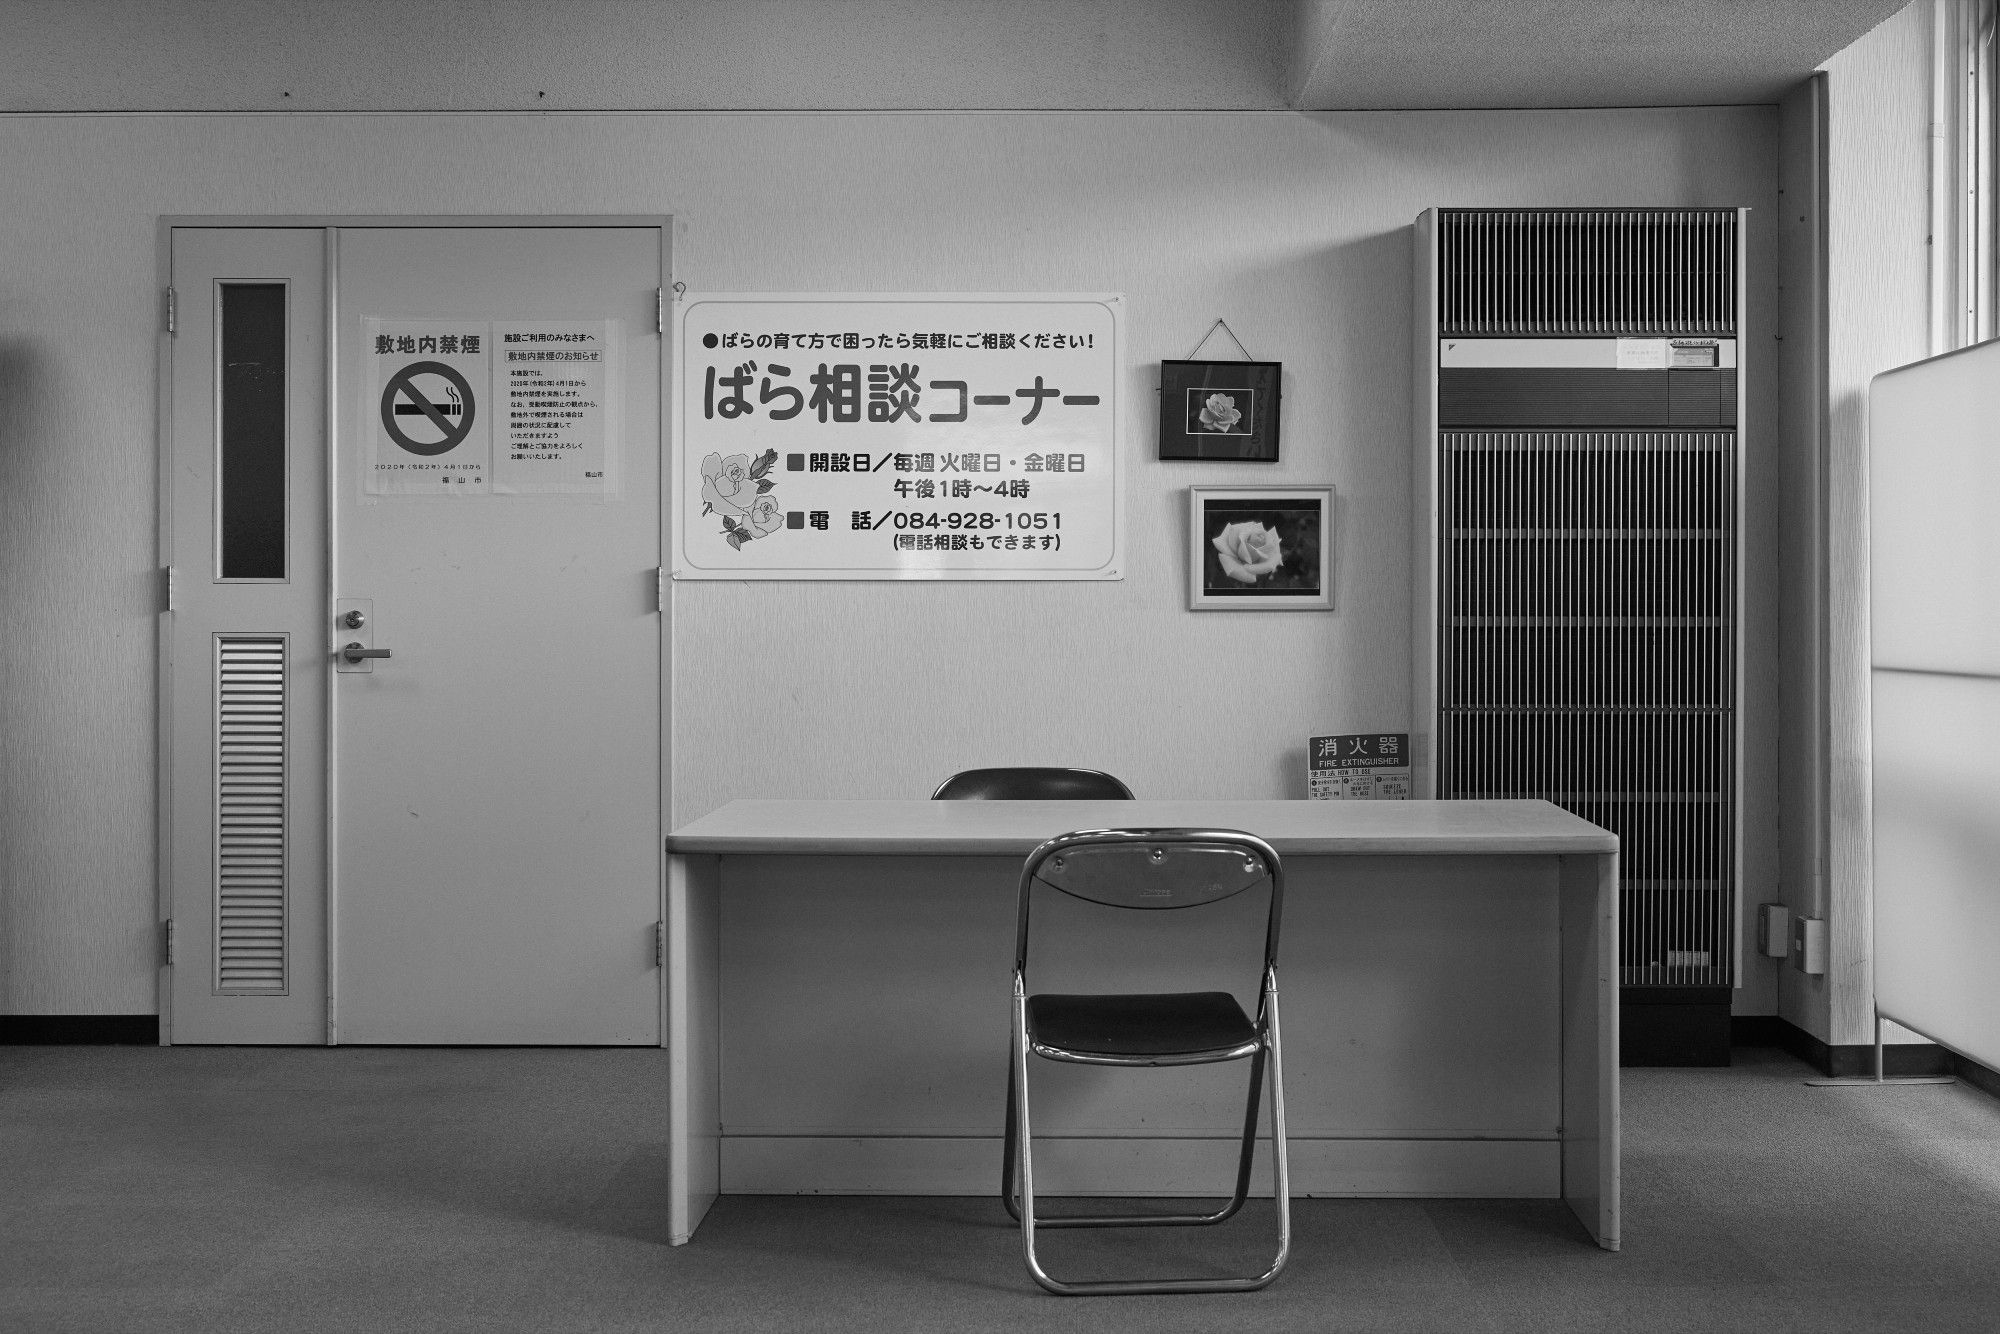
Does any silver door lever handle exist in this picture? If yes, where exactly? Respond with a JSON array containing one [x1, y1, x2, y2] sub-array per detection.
[[341, 643, 391, 664]]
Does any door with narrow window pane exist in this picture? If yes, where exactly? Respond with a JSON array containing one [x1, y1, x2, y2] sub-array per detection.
[[164, 228, 328, 1043], [165, 223, 664, 1046]]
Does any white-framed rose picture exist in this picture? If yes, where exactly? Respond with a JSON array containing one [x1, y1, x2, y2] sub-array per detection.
[[1158, 360, 1282, 460], [1188, 485, 1332, 611]]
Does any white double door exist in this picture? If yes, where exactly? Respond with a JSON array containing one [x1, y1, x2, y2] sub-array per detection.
[[165, 223, 665, 1044]]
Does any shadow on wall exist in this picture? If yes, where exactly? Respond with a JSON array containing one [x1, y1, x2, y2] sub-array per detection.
[[0, 337, 53, 464], [0, 336, 59, 1000], [0, 335, 63, 635], [1275, 743, 1305, 796], [1165, 224, 1415, 803], [0, 332, 160, 648], [1313, 226, 1411, 621], [1268, 226, 1414, 751]]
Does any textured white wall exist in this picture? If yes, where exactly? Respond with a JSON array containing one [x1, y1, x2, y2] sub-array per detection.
[[0, 106, 1779, 1013], [1773, 75, 1827, 1029], [0, 0, 1294, 112], [1805, 2, 1931, 1046]]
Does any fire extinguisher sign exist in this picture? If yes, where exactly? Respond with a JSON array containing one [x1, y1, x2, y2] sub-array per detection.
[[1307, 733, 1411, 800]]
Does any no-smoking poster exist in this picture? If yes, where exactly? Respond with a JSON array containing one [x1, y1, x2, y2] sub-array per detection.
[[365, 318, 617, 498], [367, 320, 491, 495]]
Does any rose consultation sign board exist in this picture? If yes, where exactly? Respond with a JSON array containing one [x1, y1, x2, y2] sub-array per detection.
[[672, 294, 1123, 580]]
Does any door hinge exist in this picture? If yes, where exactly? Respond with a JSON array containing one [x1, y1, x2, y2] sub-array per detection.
[[164, 287, 176, 336], [656, 287, 665, 335], [656, 566, 668, 613], [162, 565, 177, 613], [163, 918, 175, 966], [655, 920, 665, 968]]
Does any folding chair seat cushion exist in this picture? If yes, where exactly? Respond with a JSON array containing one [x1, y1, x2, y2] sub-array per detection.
[[1026, 991, 1258, 1063]]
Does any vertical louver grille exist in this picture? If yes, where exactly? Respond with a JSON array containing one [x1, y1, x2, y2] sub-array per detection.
[[216, 637, 286, 994], [1438, 429, 1737, 987], [1439, 209, 1737, 336]]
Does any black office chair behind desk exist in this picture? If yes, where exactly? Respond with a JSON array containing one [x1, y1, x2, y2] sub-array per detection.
[[930, 767, 1135, 801]]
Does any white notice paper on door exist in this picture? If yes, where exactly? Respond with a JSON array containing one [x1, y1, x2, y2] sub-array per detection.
[[492, 320, 619, 496]]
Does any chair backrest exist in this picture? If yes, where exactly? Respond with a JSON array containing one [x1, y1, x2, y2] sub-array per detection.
[[932, 767, 1134, 801], [1014, 828, 1282, 976]]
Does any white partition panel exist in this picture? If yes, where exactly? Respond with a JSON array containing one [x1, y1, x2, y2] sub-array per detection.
[[1872, 672, 2000, 1067], [1870, 340, 2000, 1071], [1871, 341, 2000, 677]]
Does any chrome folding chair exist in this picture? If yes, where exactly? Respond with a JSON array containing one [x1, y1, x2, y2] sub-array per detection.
[[1002, 827, 1289, 1296], [932, 767, 1135, 801]]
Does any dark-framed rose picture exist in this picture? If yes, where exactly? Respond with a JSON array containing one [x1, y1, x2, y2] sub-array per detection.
[[1158, 360, 1283, 461], [1188, 485, 1332, 611]]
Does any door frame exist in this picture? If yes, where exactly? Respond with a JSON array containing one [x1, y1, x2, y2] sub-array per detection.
[[155, 214, 676, 1046]]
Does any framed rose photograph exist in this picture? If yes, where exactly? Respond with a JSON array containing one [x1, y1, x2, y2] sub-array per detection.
[[1188, 485, 1332, 611], [1158, 360, 1282, 461]]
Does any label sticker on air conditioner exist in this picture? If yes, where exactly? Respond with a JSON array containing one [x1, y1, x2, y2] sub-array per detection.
[[1670, 339, 1721, 368], [1615, 337, 1669, 370]]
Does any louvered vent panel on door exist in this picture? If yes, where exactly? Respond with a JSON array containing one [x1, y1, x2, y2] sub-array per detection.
[[1438, 429, 1737, 986], [216, 637, 287, 994], [1439, 209, 1736, 337]]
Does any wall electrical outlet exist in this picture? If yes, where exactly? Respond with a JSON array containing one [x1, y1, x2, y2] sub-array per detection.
[[1758, 903, 1790, 958], [1791, 915, 1827, 975]]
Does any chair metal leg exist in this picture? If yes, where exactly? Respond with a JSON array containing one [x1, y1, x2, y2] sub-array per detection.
[[1003, 1035, 1258, 1229], [1220, 1044, 1266, 1223], [1264, 972, 1292, 1279], [1004, 1053, 1254, 1228], [1000, 1044, 1022, 1220], [1012, 969, 1292, 1295]]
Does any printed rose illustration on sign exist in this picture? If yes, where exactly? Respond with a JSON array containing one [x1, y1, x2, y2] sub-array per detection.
[[700, 448, 780, 549], [1212, 520, 1282, 583], [1198, 393, 1243, 434], [746, 493, 784, 536]]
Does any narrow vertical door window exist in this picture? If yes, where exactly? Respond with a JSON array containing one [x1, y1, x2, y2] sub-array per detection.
[[218, 283, 287, 579]]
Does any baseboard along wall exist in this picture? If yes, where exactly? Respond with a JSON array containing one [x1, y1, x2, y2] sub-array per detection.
[[0, 1015, 159, 1045], [4, 1011, 1995, 1103], [1731, 1015, 2000, 1094]]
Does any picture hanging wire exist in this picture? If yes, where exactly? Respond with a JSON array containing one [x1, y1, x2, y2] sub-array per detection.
[[1184, 317, 1256, 362]]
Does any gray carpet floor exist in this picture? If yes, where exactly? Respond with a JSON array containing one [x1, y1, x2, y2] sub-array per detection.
[[3, 1044, 1998, 1332]]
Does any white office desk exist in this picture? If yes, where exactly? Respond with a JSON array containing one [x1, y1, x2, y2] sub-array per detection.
[[664, 799, 1619, 1249]]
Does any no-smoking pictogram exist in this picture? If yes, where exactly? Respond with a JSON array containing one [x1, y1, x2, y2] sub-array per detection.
[[381, 360, 477, 456]]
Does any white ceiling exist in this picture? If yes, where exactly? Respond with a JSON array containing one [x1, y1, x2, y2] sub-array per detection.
[[1286, 0, 1912, 108], [0, 0, 1911, 113]]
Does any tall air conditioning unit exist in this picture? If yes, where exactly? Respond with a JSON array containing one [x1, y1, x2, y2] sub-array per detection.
[[1413, 208, 1746, 1065]]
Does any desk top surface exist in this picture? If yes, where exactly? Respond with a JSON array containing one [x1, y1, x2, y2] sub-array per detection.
[[668, 799, 1617, 857]]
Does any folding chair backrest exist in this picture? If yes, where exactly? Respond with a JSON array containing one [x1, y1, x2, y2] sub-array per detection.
[[933, 767, 1135, 801], [1016, 828, 1282, 974], [1035, 839, 1266, 909]]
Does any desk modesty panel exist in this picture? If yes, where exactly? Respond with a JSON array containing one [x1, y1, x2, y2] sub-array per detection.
[[663, 800, 1619, 1251]]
